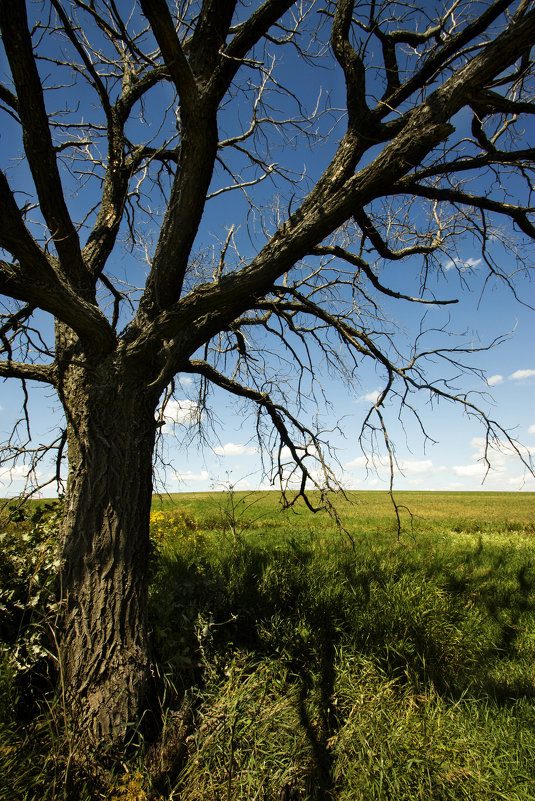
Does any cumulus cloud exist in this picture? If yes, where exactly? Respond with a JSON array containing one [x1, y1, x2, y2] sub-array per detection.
[[358, 388, 381, 404], [443, 256, 482, 271], [452, 463, 488, 478], [278, 465, 330, 490], [213, 442, 258, 456], [509, 369, 535, 381], [452, 436, 535, 482], [0, 464, 53, 492], [344, 455, 445, 477], [506, 473, 535, 489], [173, 469, 210, 484], [344, 455, 371, 469], [160, 399, 201, 433], [529, 425, 535, 435], [0, 464, 32, 484], [277, 444, 323, 462], [398, 459, 446, 476], [346, 475, 384, 489], [487, 374, 503, 387]]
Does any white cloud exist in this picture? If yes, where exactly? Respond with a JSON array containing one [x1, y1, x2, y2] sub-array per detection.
[[443, 257, 482, 271], [179, 376, 194, 386], [470, 436, 535, 462], [213, 442, 258, 456], [344, 455, 445, 477], [451, 436, 535, 483], [344, 455, 370, 469], [277, 444, 323, 463], [509, 369, 535, 381], [358, 388, 381, 404], [399, 459, 433, 475], [452, 463, 487, 478], [529, 425, 535, 435], [505, 473, 535, 490], [0, 464, 53, 492], [487, 374, 503, 387], [160, 399, 201, 433], [172, 469, 210, 484], [398, 459, 446, 476], [0, 464, 32, 484], [342, 474, 385, 489]]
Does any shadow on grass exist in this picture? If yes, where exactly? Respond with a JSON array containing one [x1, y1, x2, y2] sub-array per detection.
[[148, 533, 534, 796]]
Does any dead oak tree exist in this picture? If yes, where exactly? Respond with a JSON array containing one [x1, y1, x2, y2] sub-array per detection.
[[0, 0, 534, 744]]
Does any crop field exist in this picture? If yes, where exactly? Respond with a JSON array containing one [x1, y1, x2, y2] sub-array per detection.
[[1, 491, 534, 800]]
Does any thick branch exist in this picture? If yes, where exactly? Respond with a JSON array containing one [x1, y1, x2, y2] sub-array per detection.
[[0, 359, 55, 384], [139, 0, 199, 111], [187, 0, 237, 82], [374, 0, 525, 116], [0, 0, 90, 293], [223, 0, 296, 69], [84, 66, 171, 275], [0, 171, 115, 354], [469, 88, 535, 117], [130, 6, 534, 364], [0, 82, 18, 113], [408, 149, 535, 182], [331, 0, 369, 128], [0, 258, 115, 356]]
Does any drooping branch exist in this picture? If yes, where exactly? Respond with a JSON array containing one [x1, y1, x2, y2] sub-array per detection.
[[353, 209, 442, 261], [187, 358, 339, 510], [392, 182, 535, 239], [310, 245, 458, 305]]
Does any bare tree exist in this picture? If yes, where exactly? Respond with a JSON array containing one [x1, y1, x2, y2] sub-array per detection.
[[0, 0, 534, 744]]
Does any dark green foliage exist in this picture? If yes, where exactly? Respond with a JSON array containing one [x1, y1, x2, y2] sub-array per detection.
[[0, 502, 62, 704]]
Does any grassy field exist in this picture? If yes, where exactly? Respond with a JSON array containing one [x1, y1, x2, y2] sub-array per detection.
[[152, 488, 535, 533], [1, 491, 534, 799]]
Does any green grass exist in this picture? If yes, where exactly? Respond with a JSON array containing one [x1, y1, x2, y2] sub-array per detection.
[[1, 491, 534, 799]]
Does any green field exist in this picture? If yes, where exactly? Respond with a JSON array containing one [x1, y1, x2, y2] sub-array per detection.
[[1, 491, 534, 799], [153, 488, 535, 532]]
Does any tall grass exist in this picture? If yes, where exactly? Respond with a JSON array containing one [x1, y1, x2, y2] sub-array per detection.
[[1, 492, 534, 799]]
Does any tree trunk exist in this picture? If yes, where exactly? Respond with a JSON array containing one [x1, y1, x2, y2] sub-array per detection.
[[57, 356, 159, 745]]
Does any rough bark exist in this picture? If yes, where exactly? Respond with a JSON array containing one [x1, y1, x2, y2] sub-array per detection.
[[57, 350, 158, 743]]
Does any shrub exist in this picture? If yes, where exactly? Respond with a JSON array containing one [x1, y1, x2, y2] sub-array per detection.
[[0, 501, 62, 706]]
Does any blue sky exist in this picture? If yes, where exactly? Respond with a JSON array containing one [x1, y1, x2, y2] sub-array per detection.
[[1, 1, 534, 497]]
